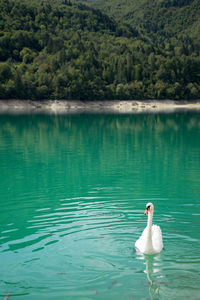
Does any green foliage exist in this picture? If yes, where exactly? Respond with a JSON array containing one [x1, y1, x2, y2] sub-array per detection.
[[0, 0, 200, 100]]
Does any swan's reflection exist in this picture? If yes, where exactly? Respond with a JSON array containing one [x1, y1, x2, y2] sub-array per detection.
[[137, 253, 163, 300]]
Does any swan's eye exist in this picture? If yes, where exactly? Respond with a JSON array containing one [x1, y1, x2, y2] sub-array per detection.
[[144, 205, 151, 215]]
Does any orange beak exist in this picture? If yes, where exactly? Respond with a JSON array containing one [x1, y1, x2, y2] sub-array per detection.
[[144, 207, 150, 215]]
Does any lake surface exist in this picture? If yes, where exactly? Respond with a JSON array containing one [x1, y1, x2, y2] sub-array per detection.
[[0, 112, 200, 300]]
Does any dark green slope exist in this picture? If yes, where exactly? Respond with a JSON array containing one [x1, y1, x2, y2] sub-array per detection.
[[89, 0, 200, 44], [0, 0, 200, 100], [0, 0, 137, 100]]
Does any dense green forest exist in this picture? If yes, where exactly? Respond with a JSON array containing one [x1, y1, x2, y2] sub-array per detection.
[[89, 0, 200, 41], [0, 0, 200, 100]]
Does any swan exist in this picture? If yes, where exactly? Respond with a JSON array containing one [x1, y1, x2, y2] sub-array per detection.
[[135, 203, 163, 255]]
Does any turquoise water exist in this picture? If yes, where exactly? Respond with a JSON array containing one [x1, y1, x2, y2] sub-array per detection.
[[0, 112, 200, 300]]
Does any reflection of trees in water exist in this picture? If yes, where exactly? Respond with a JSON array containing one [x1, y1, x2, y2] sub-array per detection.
[[1, 113, 199, 163], [0, 113, 199, 197], [1, 113, 199, 150]]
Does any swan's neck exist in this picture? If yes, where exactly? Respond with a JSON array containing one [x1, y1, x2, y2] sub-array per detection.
[[146, 210, 153, 245], [147, 210, 153, 231]]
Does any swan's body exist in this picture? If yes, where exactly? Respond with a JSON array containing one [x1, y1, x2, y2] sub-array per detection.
[[135, 203, 163, 255]]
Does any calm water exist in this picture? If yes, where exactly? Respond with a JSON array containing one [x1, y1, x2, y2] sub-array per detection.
[[0, 112, 200, 300]]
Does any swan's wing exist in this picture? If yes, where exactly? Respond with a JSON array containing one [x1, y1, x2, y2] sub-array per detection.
[[135, 226, 148, 252], [152, 225, 163, 252]]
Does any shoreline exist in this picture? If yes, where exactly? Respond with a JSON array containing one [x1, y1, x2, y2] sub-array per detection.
[[0, 99, 200, 114]]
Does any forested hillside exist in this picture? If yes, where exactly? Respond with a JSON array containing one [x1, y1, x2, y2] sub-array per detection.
[[90, 0, 200, 41], [0, 0, 200, 100]]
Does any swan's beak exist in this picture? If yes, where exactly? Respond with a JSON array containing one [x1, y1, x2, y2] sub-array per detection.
[[144, 207, 150, 215]]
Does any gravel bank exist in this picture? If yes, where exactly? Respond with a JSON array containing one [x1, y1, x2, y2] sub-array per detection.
[[0, 100, 200, 114]]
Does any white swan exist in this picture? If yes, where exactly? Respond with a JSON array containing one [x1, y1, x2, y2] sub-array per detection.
[[135, 203, 163, 255]]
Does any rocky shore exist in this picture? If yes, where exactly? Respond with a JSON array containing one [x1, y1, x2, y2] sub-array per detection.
[[0, 100, 200, 114]]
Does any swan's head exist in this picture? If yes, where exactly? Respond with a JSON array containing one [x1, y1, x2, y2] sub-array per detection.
[[144, 202, 154, 215]]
